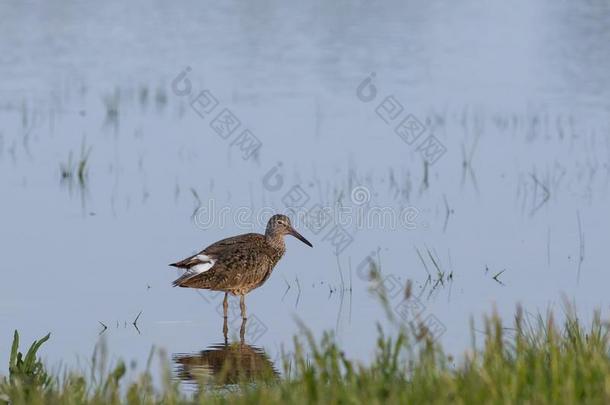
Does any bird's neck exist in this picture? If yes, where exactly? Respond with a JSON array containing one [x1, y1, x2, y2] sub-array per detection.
[[265, 231, 286, 253]]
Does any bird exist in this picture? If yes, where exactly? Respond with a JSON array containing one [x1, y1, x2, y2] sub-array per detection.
[[170, 214, 312, 320]]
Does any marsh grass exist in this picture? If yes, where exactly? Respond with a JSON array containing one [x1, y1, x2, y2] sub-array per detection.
[[60, 141, 92, 187], [155, 86, 168, 111], [102, 90, 120, 121], [414, 247, 451, 296], [3, 303, 610, 404]]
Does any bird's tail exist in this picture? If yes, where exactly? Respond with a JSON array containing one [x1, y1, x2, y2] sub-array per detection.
[[172, 271, 195, 287], [172, 268, 215, 288]]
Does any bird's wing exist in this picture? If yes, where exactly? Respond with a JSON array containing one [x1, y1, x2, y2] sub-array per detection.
[[169, 233, 263, 269], [179, 243, 275, 290], [202, 233, 265, 256]]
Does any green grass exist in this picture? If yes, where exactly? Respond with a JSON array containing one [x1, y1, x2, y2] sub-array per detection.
[[3, 305, 610, 404]]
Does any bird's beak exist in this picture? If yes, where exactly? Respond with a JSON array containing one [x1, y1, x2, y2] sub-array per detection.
[[289, 227, 313, 247]]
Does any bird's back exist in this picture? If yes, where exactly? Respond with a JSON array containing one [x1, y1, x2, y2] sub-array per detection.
[[172, 233, 285, 293]]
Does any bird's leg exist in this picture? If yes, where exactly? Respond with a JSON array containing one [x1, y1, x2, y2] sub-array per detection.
[[240, 295, 247, 320], [223, 316, 228, 343], [222, 293, 229, 342], [223, 292, 228, 319], [240, 317, 247, 344]]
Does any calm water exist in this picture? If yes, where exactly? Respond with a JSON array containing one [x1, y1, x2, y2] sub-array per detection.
[[1, 0, 610, 388]]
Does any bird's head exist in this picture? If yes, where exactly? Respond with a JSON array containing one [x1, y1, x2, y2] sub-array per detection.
[[266, 214, 313, 247]]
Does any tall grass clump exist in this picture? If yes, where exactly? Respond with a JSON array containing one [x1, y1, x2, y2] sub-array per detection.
[[0, 330, 51, 402]]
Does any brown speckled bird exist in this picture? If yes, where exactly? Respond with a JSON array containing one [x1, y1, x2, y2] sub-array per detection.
[[170, 214, 312, 319]]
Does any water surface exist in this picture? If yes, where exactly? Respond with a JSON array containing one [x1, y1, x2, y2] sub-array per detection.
[[1, 0, 610, 389]]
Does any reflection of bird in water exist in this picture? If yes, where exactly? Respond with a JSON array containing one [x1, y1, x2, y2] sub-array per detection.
[[173, 318, 278, 387], [170, 214, 312, 320]]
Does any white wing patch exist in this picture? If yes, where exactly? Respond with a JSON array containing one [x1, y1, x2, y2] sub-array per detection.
[[191, 254, 216, 274]]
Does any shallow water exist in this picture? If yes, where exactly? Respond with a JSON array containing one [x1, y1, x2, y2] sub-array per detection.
[[1, 0, 610, 389]]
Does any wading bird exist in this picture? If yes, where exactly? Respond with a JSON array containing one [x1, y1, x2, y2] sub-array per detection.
[[170, 214, 312, 320]]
